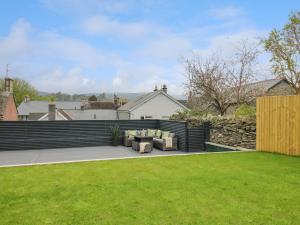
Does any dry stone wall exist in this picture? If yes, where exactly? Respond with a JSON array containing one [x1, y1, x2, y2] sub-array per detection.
[[210, 118, 256, 149]]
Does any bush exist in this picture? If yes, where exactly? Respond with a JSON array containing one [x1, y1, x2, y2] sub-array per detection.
[[234, 104, 256, 119], [170, 109, 206, 121]]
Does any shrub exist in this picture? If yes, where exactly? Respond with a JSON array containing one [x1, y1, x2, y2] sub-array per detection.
[[110, 125, 120, 146], [170, 109, 206, 121], [234, 104, 256, 119]]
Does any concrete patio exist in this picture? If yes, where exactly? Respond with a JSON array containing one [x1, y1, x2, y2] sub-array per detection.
[[0, 146, 188, 167]]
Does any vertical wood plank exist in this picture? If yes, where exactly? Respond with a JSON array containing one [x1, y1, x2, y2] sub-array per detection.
[[256, 95, 300, 156]]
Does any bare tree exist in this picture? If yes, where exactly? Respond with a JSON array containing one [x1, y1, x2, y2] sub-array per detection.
[[185, 41, 260, 115], [229, 40, 261, 104], [185, 55, 234, 115]]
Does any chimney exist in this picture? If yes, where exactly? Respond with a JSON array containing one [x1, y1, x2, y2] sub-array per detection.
[[24, 95, 30, 102], [48, 103, 56, 121], [4, 77, 13, 93], [114, 94, 120, 106], [162, 84, 167, 93]]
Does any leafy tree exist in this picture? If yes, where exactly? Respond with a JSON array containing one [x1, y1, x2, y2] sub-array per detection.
[[34, 95, 57, 102], [0, 78, 38, 106], [0, 78, 58, 106], [88, 95, 98, 101], [263, 11, 300, 94]]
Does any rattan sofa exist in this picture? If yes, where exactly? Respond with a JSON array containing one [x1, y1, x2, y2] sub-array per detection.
[[123, 129, 178, 151]]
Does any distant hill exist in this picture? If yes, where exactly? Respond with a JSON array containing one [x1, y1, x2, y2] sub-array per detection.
[[37, 91, 186, 101]]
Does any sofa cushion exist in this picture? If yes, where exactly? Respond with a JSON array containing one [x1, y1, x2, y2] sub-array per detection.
[[169, 133, 175, 138], [162, 131, 170, 139], [147, 129, 156, 137], [127, 130, 137, 138], [155, 129, 162, 138], [137, 130, 146, 137]]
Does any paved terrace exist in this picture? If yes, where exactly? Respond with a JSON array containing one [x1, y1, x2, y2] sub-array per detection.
[[0, 146, 190, 167]]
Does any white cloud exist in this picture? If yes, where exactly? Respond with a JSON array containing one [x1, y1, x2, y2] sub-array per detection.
[[31, 66, 99, 93], [191, 29, 273, 81], [0, 19, 126, 93], [0, 19, 126, 69], [0, 14, 272, 95], [81, 15, 158, 39], [139, 36, 192, 60], [194, 29, 266, 58], [111, 64, 185, 95], [40, 32, 122, 68], [0, 19, 34, 62], [41, 0, 131, 15], [209, 6, 245, 20]]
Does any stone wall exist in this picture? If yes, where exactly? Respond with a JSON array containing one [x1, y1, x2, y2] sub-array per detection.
[[210, 118, 256, 149]]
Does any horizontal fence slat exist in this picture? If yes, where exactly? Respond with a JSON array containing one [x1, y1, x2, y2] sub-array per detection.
[[0, 120, 210, 152]]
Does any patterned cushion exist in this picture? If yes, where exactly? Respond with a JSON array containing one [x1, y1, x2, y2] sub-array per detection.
[[161, 131, 170, 139], [138, 130, 146, 137], [128, 130, 137, 138], [147, 129, 156, 137], [156, 130, 162, 138]]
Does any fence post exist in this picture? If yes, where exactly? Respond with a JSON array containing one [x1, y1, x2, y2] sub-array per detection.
[[185, 121, 189, 152]]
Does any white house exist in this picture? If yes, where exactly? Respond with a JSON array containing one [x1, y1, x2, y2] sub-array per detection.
[[117, 85, 188, 120], [17, 85, 188, 121]]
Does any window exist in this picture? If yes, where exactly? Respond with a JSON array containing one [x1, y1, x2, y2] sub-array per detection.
[[141, 116, 152, 120]]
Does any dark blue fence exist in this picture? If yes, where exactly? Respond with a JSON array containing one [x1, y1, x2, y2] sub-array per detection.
[[0, 120, 210, 152]]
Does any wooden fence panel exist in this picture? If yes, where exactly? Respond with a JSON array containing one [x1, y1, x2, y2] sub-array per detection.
[[256, 95, 300, 156]]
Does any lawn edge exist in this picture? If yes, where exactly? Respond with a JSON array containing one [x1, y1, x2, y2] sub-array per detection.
[[0, 150, 254, 168]]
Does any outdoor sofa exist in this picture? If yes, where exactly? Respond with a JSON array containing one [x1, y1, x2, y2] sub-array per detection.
[[123, 129, 178, 151]]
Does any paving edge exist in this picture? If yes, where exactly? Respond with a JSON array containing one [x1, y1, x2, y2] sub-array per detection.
[[0, 150, 255, 168]]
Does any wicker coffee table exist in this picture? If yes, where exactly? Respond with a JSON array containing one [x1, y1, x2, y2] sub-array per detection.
[[132, 136, 153, 153]]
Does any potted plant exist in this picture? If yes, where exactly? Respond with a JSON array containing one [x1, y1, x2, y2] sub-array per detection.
[[111, 125, 120, 146]]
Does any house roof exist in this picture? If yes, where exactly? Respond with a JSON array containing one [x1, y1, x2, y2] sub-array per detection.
[[85, 101, 117, 110], [62, 109, 117, 120], [248, 78, 288, 93], [0, 92, 10, 117], [118, 90, 189, 111], [18, 101, 84, 116], [177, 100, 189, 108]]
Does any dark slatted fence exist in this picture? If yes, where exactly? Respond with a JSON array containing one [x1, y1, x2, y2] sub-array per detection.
[[0, 120, 210, 152], [186, 122, 211, 152], [0, 120, 158, 151]]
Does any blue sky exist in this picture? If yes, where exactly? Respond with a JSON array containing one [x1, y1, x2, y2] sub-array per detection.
[[0, 0, 299, 94]]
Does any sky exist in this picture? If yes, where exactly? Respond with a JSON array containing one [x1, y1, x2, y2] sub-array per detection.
[[0, 0, 299, 95]]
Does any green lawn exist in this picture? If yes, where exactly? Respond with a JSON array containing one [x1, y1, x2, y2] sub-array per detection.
[[0, 152, 299, 225]]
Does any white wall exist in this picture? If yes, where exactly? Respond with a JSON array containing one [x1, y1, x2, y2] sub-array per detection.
[[117, 110, 130, 120], [130, 93, 185, 119], [39, 111, 67, 120]]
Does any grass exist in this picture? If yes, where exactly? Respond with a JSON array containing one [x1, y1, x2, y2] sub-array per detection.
[[0, 152, 299, 225]]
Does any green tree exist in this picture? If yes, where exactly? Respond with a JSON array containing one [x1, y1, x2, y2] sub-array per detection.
[[263, 11, 300, 94], [34, 95, 57, 102], [88, 95, 97, 101], [0, 78, 38, 106]]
